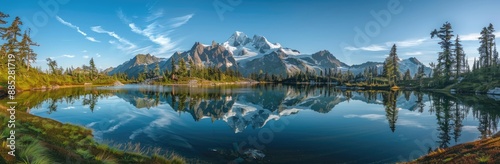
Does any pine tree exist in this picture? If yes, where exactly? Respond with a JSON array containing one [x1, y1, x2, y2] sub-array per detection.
[[494, 46, 499, 66], [170, 57, 176, 79], [178, 58, 187, 77], [19, 29, 38, 70], [383, 44, 400, 86], [154, 62, 160, 77], [188, 58, 194, 77], [431, 22, 455, 80], [403, 69, 411, 81], [454, 35, 465, 77], [478, 24, 496, 67], [46, 58, 58, 75], [89, 58, 96, 79], [2, 17, 22, 60]]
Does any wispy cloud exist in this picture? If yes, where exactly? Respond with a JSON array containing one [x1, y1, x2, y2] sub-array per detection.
[[387, 38, 427, 47], [83, 55, 89, 59], [56, 16, 100, 43], [345, 45, 388, 51], [92, 26, 137, 51], [169, 14, 194, 28], [117, 8, 131, 23], [62, 54, 75, 58], [126, 13, 193, 55], [404, 51, 423, 56], [459, 32, 500, 41], [346, 38, 428, 52], [96, 53, 101, 57], [129, 23, 178, 54], [146, 9, 164, 22]]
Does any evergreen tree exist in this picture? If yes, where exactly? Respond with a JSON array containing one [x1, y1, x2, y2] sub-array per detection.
[[383, 44, 400, 86], [2, 17, 22, 59], [89, 58, 96, 79], [188, 58, 194, 77], [19, 29, 38, 70], [431, 22, 455, 80], [170, 57, 176, 80], [494, 46, 499, 66], [403, 69, 411, 81], [478, 24, 496, 67], [46, 58, 58, 75], [178, 58, 187, 77], [454, 35, 465, 77], [154, 62, 160, 77]]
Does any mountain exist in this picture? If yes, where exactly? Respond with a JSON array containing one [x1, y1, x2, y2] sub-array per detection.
[[348, 57, 431, 77], [108, 31, 431, 79], [108, 54, 163, 78], [160, 41, 238, 72], [222, 31, 349, 76]]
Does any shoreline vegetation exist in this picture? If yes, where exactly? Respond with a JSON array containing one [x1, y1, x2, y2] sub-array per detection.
[[0, 105, 186, 164], [0, 9, 499, 163]]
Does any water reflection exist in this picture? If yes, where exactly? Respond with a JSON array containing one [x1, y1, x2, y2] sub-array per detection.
[[21, 84, 500, 163]]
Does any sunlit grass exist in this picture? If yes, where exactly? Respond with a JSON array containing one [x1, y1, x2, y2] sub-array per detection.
[[477, 154, 490, 163], [18, 138, 54, 164]]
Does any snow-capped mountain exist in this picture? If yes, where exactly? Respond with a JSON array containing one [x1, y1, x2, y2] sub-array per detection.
[[107, 31, 431, 78], [222, 31, 349, 76]]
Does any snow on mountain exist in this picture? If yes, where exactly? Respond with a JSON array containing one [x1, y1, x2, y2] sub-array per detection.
[[223, 31, 301, 63], [108, 31, 432, 79]]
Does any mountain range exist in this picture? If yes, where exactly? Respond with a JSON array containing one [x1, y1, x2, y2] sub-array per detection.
[[107, 31, 431, 78]]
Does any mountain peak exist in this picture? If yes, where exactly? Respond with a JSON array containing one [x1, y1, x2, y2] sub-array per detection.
[[227, 31, 251, 47], [132, 54, 160, 66], [405, 57, 424, 65]]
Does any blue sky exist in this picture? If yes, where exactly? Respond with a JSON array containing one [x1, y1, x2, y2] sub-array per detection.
[[1, 0, 500, 70]]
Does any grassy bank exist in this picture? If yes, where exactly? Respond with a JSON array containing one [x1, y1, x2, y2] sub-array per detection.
[[0, 66, 118, 91], [405, 133, 500, 164], [0, 105, 186, 163]]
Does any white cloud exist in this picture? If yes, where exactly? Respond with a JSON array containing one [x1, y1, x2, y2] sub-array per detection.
[[404, 51, 423, 56], [86, 37, 100, 42], [345, 45, 388, 51], [387, 38, 427, 48], [459, 32, 500, 41], [56, 16, 100, 42], [146, 9, 164, 22], [96, 53, 101, 57], [82, 50, 87, 53], [83, 55, 89, 59], [62, 54, 75, 58], [129, 13, 193, 55], [92, 26, 137, 51], [169, 14, 194, 28]]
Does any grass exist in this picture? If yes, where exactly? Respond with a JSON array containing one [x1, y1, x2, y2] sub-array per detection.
[[0, 105, 187, 164], [406, 135, 500, 164], [18, 139, 54, 164], [477, 154, 490, 163]]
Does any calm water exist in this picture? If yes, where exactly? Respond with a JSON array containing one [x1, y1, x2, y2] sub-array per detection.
[[25, 84, 500, 163]]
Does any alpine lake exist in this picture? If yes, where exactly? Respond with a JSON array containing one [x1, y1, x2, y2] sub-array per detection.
[[19, 84, 500, 163]]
